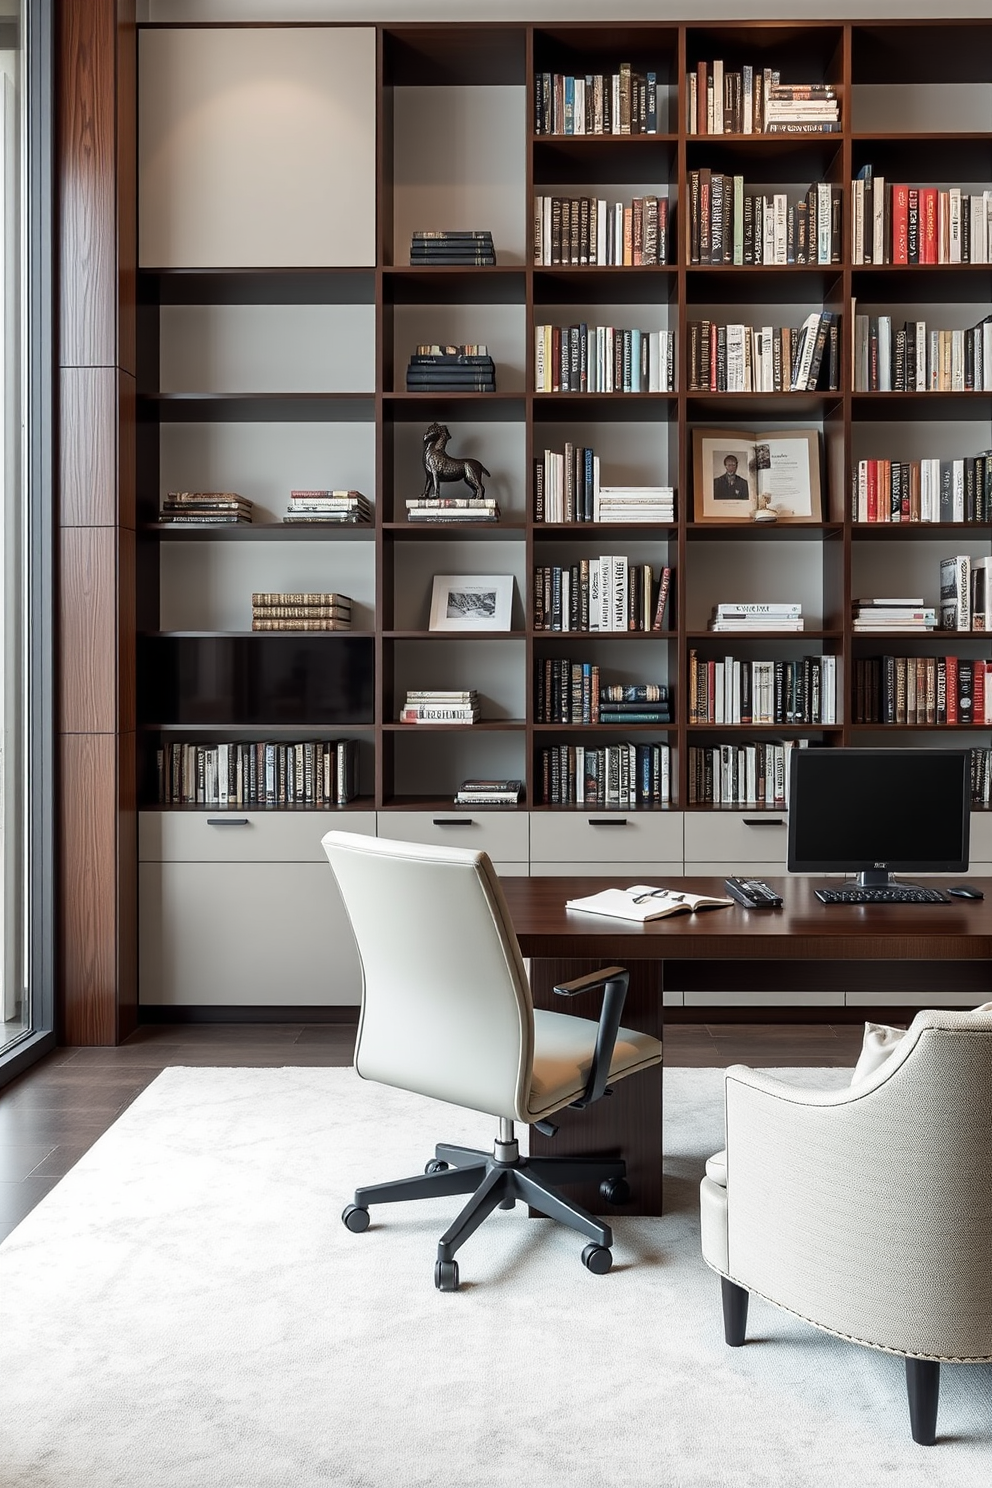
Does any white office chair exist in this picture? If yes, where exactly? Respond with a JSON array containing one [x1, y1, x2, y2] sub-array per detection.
[[322, 830, 662, 1291], [700, 1007, 992, 1444]]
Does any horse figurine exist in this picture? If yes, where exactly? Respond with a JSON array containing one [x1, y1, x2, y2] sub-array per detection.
[[421, 423, 491, 501]]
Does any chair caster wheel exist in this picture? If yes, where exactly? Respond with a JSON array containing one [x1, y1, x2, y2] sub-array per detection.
[[342, 1204, 370, 1233], [600, 1176, 631, 1206], [435, 1259, 460, 1292], [581, 1243, 613, 1275], [425, 1159, 449, 1175]]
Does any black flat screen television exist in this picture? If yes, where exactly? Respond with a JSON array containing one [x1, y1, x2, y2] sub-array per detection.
[[787, 748, 970, 885]]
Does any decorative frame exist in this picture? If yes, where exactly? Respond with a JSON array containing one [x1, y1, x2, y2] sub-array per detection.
[[429, 574, 514, 632], [693, 428, 822, 524]]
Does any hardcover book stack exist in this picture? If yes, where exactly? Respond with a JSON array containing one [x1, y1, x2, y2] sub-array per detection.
[[687, 739, 808, 807], [410, 231, 495, 266], [687, 173, 841, 266], [537, 742, 671, 806], [852, 169, 992, 265], [405, 497, 499, 524], [708, 602, 805, 633], [406, 344, 496, 393], [534, 560, 672, 633], [157, 738, 359, 806], [597, 487, 675, 523], [534, 64, 662, 136], [852, 452, 992, 524], [688, 650, 837, 725], [687, 312, 838, 393], [399, 690, 480, 725], [159, 491, 253, 525], [454, 778, 523, 806], [852, 598, 937, 633], [598, 684, 671, 726], [686, 62, 840, 135], [852, 656, 992, 726], [283, 489, 371, 525], [251, 592, 352, 632], [852, 308, 992, 392], [534, 324, 675, 393], [536, 661, 672, 725], [533, 194, 669, 266]]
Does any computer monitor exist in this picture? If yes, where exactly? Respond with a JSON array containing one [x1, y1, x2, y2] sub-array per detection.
[[787, 748, 970, 886]]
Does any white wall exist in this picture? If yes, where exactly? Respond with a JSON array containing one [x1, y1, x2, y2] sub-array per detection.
[[141, 3, 992, 22]]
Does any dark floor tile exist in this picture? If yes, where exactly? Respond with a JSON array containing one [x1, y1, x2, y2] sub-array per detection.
[[27, 1142, 98, 1178], [0, 1143, 58, 1182], [0, 1177, 60, 1226]]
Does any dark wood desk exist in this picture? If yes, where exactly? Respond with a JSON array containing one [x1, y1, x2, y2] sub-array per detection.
[[501, 876, 992, 1216]]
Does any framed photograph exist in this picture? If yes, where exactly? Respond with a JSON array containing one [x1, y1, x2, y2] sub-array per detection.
[[429, 574, 514, 632], [693, 428, 822, 524]]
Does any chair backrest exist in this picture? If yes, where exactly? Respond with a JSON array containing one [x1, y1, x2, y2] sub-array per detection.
[[322, 830, 535, 1122]]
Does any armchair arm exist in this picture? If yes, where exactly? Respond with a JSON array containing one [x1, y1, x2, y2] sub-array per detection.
[[553, 965, 628, 1108]]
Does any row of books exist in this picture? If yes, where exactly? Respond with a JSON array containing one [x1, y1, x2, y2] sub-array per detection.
[[400, 690, 480, 725], [851, 172, 992, 266], [410, 231, 495, 267], [687, 739, 809, 807], [533, 444, 675, 524], [534, 324, 676, 394], [970, 750, 992, 806], [852, 656, 991, 726], [251, 591, 352, 633], [533, 195, 670, 267], [533, 561, 672, 633], [851, 455, 992, 525], [534, 66, 662, 137], [454, 778, 523, 806], [686, 312, 838, 394], [687, 175, 842, 266], [852, 599, 936, 634], [159, 491, 253, 525], [939, 556, 992, 632], [538, 742, 672, 807], [852, 312, 992, 393], [406, 349, 495, 393], [536, 663, 672, 725], [284, 490, 370, 526], [707, 602, 804, 633], [686, 64, 840, 135], [405, 497, 499, 524], [156, 739, 360, 807], [688, 652, 838, 725]]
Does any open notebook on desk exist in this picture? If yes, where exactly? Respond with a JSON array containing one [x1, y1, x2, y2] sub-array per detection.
[[565, 885, 734, 923]]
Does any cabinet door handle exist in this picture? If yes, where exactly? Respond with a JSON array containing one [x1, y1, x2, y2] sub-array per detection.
[[206, 817, 250, 826], [432, 817, 473, 826], [588, 817, 628, 826], [742, 818, 785, 827]]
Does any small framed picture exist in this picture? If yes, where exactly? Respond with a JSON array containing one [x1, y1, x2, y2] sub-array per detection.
[[693, 427, 822, 524], [429, 574, 514, 632]]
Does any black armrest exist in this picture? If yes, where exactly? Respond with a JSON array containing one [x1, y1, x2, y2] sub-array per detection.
[[553, 965, 629, 1108]]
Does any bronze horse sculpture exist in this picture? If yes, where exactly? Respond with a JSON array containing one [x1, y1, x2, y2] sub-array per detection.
[[421, 423, 490, 500]]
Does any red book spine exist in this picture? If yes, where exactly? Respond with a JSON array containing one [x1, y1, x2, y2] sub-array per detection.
[[921, 188, 938, 265], [709, 321, 718, 391], [974, 660, 986, 725], [866, 458, 878, 523], [945, 654, 958, 723], [891, 184, 909, 264]]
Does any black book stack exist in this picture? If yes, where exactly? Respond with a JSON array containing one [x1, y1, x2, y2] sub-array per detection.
[[406, 343, 496, 393], [410, 230, 496, 266]]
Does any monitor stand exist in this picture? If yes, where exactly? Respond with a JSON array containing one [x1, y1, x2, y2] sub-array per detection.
[[853, 869, 893, 887]]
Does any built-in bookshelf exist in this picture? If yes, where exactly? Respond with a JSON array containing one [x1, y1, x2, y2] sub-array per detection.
[[135, 16, 992, 825]]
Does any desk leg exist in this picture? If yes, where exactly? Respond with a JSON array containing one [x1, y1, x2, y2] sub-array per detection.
[[528, 958, 663, 1217]]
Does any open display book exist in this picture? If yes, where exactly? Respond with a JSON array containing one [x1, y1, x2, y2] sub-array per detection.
[[565, 885, 734, 922]]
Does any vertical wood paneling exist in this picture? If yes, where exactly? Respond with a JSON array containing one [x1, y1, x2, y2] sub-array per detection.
[[59, 526, 118, 733], [117, 730, 138, 1040], [118, 369, 135, 530], [59, 367, 116, 525], [59, 734, 119, 1045], [117, 1, 137, 376], [118, 526, 136, 729]]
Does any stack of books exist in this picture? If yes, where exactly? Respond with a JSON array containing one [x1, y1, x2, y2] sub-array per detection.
[[399, 690, 480, 725], [283, 490, 370, 525], [763, 82, 839, 134], [598, 685, 671, 725], [405, 498, 499, 524], [686, 63, 841, 136], [597, 486, 675, 523], [853, 598, 937, 633], [159, 491, 252, 525], [410, 231, 496, 266], [251, 592, 353, 632], [708, 602, 805, 633], [454, 778, 523, 806], [406, 344, 496, 393]]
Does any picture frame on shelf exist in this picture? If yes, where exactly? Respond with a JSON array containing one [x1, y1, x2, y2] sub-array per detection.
[[429, 574, 514, 632], [692, 428, 822, 524]]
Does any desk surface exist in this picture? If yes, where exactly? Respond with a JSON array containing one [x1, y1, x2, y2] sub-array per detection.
[[500, 876, 992, 961]]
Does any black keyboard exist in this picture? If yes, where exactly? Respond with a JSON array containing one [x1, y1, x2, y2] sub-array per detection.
[[815, 885, 950, 905]]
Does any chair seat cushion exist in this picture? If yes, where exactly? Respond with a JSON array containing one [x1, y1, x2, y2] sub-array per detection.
[[705, 1149, 727, 1187], [528, 1008, 662, 1118]]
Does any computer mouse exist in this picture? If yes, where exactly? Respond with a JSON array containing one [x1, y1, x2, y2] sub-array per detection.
[[948, 885, 984, 900]]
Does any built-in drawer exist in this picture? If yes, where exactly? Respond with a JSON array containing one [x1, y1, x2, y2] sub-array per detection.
[[683, 861, 790, 880], [529, 811, 683, 864], [139, 810, 377, 863], [375, 810, 529, 860], [684, 811, 789, 867], [530, 861, 681, 879]]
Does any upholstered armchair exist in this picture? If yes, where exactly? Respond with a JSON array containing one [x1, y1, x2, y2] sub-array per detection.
[[700, 1007, 992, 1444]]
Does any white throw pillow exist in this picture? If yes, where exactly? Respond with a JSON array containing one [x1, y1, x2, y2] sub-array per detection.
[[851, 1002, 992, 1087]]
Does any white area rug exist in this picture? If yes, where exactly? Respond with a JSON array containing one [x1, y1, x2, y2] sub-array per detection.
[[1, 1065, 989, 1487]]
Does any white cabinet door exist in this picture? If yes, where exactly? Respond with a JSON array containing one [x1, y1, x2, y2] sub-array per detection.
[[684, 811, 789, 868], [530, 811, 683, 866], [377, 810, 529, 861]]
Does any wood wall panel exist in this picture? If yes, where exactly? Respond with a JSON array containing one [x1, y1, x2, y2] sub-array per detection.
[[118, 526, 136, 729], [117, 731, 138, 1040], [59, 367, 116, 525], [59, 733, 119, 1045], [59, 526, 118, 733], [117, 1, 137, 377], [58, 0, 118, 368]]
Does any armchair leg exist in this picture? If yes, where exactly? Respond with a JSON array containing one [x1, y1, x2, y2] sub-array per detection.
[[721, 1276, 749, 1346], [905, 1358, 940, 1446]]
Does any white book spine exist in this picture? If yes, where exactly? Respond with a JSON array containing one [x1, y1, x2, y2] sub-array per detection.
[[817, 181, 831, 264]]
